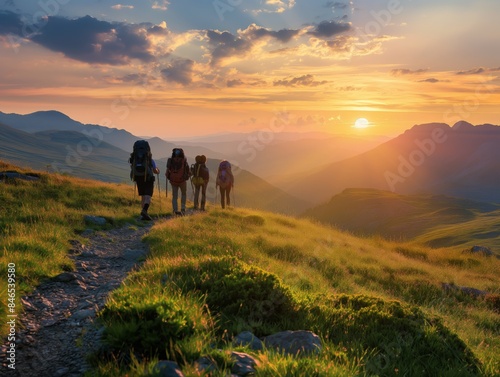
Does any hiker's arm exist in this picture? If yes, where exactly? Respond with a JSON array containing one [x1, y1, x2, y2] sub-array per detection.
[[151, 159, 160, 174]]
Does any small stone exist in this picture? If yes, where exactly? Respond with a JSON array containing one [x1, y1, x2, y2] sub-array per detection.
[[71, 309, 95, 321], [84, 215, 107, 226], [154, 360, 185, 377], [233, 331, 263, 351], [53, 272, 77, 283]]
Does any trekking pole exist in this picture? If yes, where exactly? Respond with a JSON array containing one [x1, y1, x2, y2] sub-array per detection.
[[165, 179, 168, 198], [215, 184, 218, 206], [156, 173, 162, 216], [232, 185, 236, 207], [190, 177, 195, 201]]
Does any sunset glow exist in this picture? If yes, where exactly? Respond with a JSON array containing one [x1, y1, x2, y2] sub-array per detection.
[[1, 1, 499, 139]]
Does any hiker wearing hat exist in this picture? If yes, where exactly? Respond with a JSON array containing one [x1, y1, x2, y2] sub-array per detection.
[[191, 155, 210, 211], [166, 148, 191, 215]]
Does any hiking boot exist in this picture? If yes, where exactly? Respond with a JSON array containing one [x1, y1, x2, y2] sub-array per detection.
[[174, 211, 183, 216], [181, 209, 186, 215], [141, 212, 152, 221]]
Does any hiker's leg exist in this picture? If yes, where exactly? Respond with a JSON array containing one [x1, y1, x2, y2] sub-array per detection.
[[142, 195, 151, 209], [200, 183, 207, 210], [226, 187, 231, 207], [219, 187, 225, 209], [194, 185, 200, 209], [172, 184, 179, 213], [180, 181, 187, 212]]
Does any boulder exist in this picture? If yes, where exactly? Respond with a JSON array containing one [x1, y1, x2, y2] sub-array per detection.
[[469, 245, 493, 256], [233, 331, 264, 351], [263, 330, 322, 356]]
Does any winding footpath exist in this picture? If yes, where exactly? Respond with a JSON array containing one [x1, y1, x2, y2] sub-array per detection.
[[1, 223, 153, 377]]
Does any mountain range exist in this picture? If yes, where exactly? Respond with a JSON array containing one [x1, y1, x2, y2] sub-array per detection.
[[288, 121, 500, 205], [1, 109, 499, 212], [302, 188, 500, 250], [0, 111, 311, 214]]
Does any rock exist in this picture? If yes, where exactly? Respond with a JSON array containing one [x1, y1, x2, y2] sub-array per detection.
[[122, 248, 146, 261], [71, 309, 95, 321], [231, 351, 258, 376], [154, 360, 185, 377], [263, 330, 322, 356], [80, 229, 95, 237], [233, 331, 263, 351], [442, 282, 488, 297], [469, 245, 493, 256], [196, 356, 218, 373], [84, 215, 107, 226], [53, 272, 77, 283], [0, 171, 40, 181]]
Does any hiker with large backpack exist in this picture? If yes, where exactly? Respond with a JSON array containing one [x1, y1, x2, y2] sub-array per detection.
[[216, 160, 234, 209], [191, 155, 210, 211], [166, 148, 191, 215], [129, 140, 160, 221]]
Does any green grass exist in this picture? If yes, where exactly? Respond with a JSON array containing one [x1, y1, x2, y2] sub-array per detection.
[[0, 161, 166, 336], [302, 188, 500, 252], [91, 208, 498, 376], [1, 162, 499, 376]]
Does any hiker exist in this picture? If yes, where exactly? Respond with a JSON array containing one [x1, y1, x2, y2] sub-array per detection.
[[166, 148, 191, 215], [216, 160, 234, 209], [191, 155, 210, 211], [129, 140, 160, 221]]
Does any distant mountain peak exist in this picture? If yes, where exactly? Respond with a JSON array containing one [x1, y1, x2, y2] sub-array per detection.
[[452, 120, 474, 130], [404, 122, 450, 135], [29, 110, 74, 121]]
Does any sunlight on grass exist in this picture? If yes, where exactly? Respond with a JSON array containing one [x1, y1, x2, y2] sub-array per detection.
[[2, 161, 498, 376]]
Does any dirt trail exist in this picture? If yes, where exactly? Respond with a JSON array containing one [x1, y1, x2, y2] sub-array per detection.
[[1, 223, 154, 377]]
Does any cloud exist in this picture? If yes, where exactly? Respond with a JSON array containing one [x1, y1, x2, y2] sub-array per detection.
[[251, 0, 296, 14], [308, 20, 351, 38], [111, 4, 134, 10], [152, 1, 170, 11], [240, 24, 301, 43], [205, 24, 305, 66], [456, 66, 500, 75], [0, 10, 23, 36], [324, 1, 348, 10], [226, 78, 266, 87], [28, 15, 159, 65], [161, 58, 195, 85], [418, 78, 440, 83], [390, 68, 428, 76], [273, 74, 328, 87], [206, 29, 253, 66]]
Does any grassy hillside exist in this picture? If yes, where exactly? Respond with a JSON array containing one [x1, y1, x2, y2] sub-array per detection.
[[0, 122, 132, 182], [1, 162, 498, 376], [0, 122, 308, 215], [301, 188, 500, 251]]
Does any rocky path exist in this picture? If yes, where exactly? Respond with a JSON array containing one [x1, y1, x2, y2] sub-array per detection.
[[1, 223, 153, 377]]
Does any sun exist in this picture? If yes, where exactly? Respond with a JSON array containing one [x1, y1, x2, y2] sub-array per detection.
[[354, 118, 370, 129]]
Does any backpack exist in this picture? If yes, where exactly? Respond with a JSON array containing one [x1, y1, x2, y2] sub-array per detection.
[[129, 140, 152, 182], [216, 160, 233, 189], [191, 155, 207, 186], [167, 148, 189, 185]]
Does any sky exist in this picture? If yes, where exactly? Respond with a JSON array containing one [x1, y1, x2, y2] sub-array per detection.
[[0, 0, 499, 139]]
